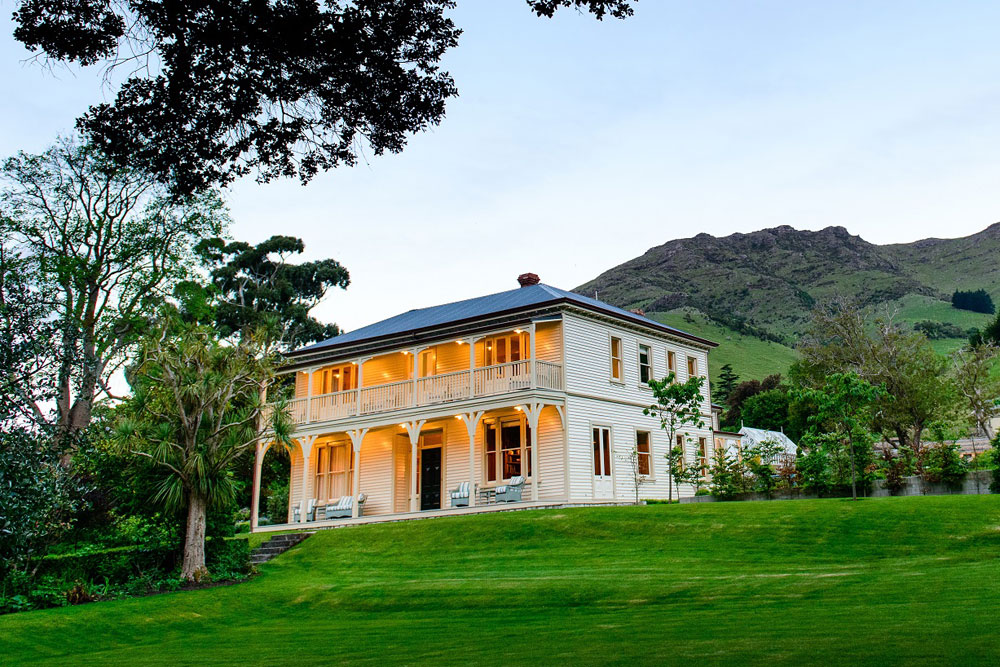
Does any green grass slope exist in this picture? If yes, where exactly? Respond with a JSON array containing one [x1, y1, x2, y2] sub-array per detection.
[[651, 308, 799, 382], [3, 496, 1000, 665]]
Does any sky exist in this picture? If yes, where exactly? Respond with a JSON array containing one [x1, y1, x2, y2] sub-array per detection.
[[3, 1, 1000, 334]]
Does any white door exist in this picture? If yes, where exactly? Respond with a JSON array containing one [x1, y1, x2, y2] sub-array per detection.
[[592, 427, 613, 499]]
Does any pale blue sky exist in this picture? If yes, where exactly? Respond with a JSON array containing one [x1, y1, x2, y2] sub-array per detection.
[[3, 2, 1000, 332]]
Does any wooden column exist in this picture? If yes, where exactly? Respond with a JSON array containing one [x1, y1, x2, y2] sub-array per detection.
[[348, 429, 369, 519], [355, 360, 364, 416], [411, 348, 420, 406], [556, 404, 570, 502], [298, 435, 317, 523], [460, 411, 485, 508], [403, 420, 426, 512], [468, 338, 476, 398], [250, 441, 267, 530], [529, 322, 537, 390], [523, 403, 544, 502], [305, 369, 314, 424]]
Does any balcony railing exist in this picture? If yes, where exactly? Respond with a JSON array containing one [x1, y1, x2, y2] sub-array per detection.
[[270, 361, 563, 426]]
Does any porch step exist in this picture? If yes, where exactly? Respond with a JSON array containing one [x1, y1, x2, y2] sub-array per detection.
[[250, 532, 314, 565]]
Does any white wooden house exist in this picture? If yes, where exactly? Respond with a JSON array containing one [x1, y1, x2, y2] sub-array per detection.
[[250, 274, 718, 531]]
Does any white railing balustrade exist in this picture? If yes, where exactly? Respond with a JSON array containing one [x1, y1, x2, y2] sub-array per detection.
[[311, 390, 356, 422], [273, 360, 563, 425], [360, 379, 412, 415], [474, 360, 531, 397], [535, 360, 563, 390], [417, 370, 470, 406]]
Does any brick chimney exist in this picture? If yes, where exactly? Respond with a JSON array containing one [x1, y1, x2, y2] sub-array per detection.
[[517, 273, 540, 287], [630, 308, 646, 317]]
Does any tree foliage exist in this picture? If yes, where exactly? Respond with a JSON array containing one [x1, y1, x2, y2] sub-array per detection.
[[0, 426, 81, 581], [714, 363, 740, 406], [643, 372, 706, 502], [114, 319, 292, 580], [794, 372, 888, 501], [182, 235, 349, 349], [951, 289, 995, 315], [795, 300, 957, 455], [0, 137, 227, 447], [722, 373, 782, 427], [13, 0, 635, 195]]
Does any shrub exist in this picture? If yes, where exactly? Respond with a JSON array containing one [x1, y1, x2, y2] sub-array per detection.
[[922, 444, 966, 488], [207, 538, 251, 579], [913, 320, 966, 340], [265, 478, 289, 524]]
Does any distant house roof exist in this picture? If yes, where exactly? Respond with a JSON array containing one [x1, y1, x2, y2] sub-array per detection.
[[739, 427, 798, 457], [289, 282, 717, 358]]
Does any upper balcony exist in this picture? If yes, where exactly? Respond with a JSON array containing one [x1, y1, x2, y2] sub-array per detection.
[[271, 322, 564, 427]]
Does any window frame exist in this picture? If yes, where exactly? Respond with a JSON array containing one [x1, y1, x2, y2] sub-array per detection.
[[314, 441, 353, 502], [687, 355, 698, 378], [609, 335, 624, 384], [482, 414, 532, 484], [591, 423, 614, 479], [697, 437, 708, 477], [635, 429, 653, 478], [637, 342, 653, 387]]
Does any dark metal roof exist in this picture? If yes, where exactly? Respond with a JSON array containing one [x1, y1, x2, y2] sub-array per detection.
[[289, 283, 716, 357]]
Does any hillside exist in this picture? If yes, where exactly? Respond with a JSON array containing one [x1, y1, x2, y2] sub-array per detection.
[[3, 497, 999, 664], [577, 223, 1000, 381]]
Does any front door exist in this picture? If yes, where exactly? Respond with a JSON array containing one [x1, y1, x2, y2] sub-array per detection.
[[420, 446, 442, 510], [592, 427, 613, 499]]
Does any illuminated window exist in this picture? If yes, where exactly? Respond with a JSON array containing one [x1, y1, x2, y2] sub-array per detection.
[[484, 416, 532, 482], [314, 443, 352, 502]]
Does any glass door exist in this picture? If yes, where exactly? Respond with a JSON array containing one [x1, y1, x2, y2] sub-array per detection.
[[592, 427, 613, 499]]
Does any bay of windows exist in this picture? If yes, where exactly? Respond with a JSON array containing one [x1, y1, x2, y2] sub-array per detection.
[[314, 442, 353, 501], [484, 331, 529, 366], [484, 416, 532, 483], [314, 364, 357, 394]]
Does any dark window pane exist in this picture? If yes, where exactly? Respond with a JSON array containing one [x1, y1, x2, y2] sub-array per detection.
[[593, 429, 601, 475]]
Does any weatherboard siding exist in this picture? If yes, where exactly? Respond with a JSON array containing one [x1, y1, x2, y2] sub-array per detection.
[[561, 312, 713, 501]]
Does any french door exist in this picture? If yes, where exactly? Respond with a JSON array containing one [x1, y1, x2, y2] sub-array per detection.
[[592, 426, 613, 499]]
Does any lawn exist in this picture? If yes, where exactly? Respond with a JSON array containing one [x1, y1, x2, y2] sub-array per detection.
[[3, 496, 1000, 665]]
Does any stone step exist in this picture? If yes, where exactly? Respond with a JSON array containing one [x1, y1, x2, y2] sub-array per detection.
[[250, 532, 313, 565]]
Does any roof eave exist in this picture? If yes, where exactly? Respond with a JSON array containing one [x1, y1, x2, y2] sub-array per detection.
[[286, 295, 718, 363]]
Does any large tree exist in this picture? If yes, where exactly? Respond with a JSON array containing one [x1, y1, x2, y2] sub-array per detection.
[[115, 320, 292, 581], [643, 373, 706, 502], [13, 0, 636, 196], [795, 300, 957, 457], [185, 235, 350, 350], [0, 137, 227, 450], [794, 373, 888, 501]]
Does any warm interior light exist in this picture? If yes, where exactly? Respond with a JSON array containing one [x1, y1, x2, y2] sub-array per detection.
[[455, 340, 464, 345], [515, 406, 522, 411], [514, 329, 522, 334], [455, 415, 462, 420], [401, 350, 408, 355], [399, 423, 407, 428]]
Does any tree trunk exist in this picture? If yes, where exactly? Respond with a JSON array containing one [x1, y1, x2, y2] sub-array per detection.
[[180, 492, 209, 582], [848, 437, 858, 501]]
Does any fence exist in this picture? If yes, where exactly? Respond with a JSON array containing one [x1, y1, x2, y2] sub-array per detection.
[[681, 470, 995, 503]]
